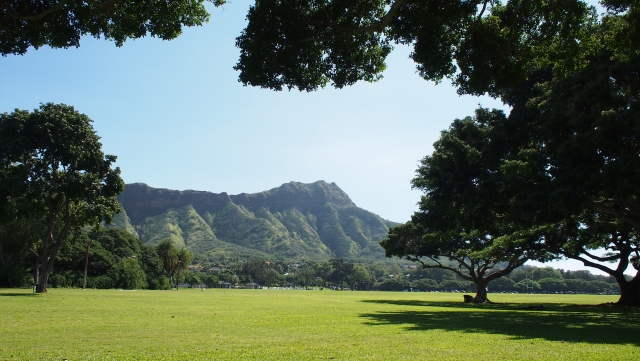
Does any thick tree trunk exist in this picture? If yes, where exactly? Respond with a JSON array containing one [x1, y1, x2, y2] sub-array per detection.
[[616, 277, 640, 307], [36, 258, 54, 293], [473, 281, 491, 303]]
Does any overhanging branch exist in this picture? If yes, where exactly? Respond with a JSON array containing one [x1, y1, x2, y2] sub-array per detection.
[[564, 253, 620, 276], [302, 0, 407, 41], [590, 200, 640, 230], [6, 0, 72, 21], [336, 0, 407, 37], [5, 0, 117, 21]]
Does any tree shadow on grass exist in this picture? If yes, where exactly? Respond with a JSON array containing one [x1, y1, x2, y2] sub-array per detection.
[[0, 293, 40, 297], [359, 299, 640, 346]]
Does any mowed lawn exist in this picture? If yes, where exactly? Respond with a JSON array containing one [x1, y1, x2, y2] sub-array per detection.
[[1, 288, 638, 360]]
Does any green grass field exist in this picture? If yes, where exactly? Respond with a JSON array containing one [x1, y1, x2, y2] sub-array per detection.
[[1, 288, 638, 360]]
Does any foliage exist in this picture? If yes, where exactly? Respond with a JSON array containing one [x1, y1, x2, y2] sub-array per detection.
[[381, 108, 553, 302], [235, 0, 599, 96], [155, 238, 193, 289], [0, 103, 124, 293], [49, 228, 170, 290], [109, 258, 147, 290], [373, 278, 410, 291], [1, 0, 226, 56]]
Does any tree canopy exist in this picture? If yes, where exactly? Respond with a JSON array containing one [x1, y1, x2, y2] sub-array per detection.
[[1, 0, 226, 56], [0, 103, 124, 292], [382, 45, 640, 304], [381, 108, 551, 302], [235, 0, 603, 96], [155, 239, 194, 289]]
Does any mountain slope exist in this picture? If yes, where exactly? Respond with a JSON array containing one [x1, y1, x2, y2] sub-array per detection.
[[117, 181, 396, 260]]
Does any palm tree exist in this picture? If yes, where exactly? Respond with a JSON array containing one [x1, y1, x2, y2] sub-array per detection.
[[175, 248, 193, 290], [155, 239, 178, 287]]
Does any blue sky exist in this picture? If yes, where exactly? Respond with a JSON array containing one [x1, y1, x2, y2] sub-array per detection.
[[1, 0, 615, 274]]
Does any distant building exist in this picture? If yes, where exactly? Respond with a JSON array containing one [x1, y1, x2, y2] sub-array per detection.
[[209, 265, 227, 273], [244, 283, 262, 289]]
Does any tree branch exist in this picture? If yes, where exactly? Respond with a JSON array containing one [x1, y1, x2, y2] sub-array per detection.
[[83, 0, 116, 15], [338, 0, 407, 36], [589, 200, 640, 230], [578, 247, 622, 262], [303, 0, 407, 41], [477, 0, 489, 20], [564, 253, 622, 276]]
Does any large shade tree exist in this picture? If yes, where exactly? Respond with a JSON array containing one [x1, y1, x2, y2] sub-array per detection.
[[1, 0, 226, 56], [514, 49, 640, 305], [381, 108, 551, 302], [385, 47, 640, 305], [0, 103, 124, 293]]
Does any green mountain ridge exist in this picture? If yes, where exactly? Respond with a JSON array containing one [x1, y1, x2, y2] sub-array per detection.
[[115, 181, 397, 261]]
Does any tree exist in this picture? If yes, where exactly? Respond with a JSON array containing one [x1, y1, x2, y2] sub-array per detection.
[[109, 257, 147, 289], [235, 0, 599, 97], [154, 240, 193, 289], [1, 0, 226, 56], [412, 278, 438, 291], [0, 103, 124, 293], [174, 247, 193, 290], [538, 278, 567, 293], [347, 264, 372, 290], [487, 277, 515, 292], [296, 266, 316, 289], [327, 258, 353, 288], [381, 108, 551, 302], [522, 47, 640, 305], [313, 261, 333, 287], [155, 239, 178, 286], [471, 47, 640, 305], [382, 221, 542, 302]]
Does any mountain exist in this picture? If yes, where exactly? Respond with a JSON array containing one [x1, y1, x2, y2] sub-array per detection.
[[114, 181, 397, 261]]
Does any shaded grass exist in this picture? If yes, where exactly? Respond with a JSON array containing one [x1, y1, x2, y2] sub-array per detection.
[[0, 289, 637, 360], [360, 298, 640, 345]]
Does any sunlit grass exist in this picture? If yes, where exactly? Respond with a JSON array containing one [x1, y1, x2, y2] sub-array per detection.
[[1, 288, 637, 360]]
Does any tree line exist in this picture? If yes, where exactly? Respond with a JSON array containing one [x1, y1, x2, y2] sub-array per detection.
[[0, 227, 199, 291], [189, 256, 620, 294]]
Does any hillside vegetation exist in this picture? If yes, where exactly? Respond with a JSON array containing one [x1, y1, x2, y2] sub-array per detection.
[[116, 181, 396, 261]]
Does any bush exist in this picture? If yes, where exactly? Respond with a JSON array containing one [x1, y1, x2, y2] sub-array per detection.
[[411, 278, 438, 291], [373, 278, 410, 291], [438, 279, 473, 292], [86, 275, 116, 289], [538, 278, 568, 293], [0, 261, 33, 288], [147, 276, 171, 290], [49, 271, 81, 288], [109, 258, 147, 289], [488, 277, 515, 292]]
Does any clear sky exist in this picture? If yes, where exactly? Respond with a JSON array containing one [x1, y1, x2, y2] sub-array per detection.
[[1, 0, 614, 275]]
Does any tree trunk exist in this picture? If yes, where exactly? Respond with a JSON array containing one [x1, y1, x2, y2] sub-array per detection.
[[616, 276, 640, 307], [82, 239, 92, 290], [36, 257, 54, 293], [473, 281, 491, 303], [33, 259, 39, 287]]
